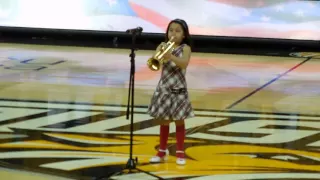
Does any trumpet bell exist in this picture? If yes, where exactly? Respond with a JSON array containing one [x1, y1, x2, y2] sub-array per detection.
[[147, 58, 161, 71]]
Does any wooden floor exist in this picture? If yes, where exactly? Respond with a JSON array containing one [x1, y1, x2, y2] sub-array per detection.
[[0, 43, 319, 179]]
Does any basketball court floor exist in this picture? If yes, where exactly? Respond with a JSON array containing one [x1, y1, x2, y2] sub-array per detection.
[[0, 42, 319, 179]]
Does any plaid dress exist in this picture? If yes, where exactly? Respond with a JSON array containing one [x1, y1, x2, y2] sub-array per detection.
[[147, 44, 195, 121]]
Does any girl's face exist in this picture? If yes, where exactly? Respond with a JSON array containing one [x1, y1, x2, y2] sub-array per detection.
[[167, 22, 185, 45]]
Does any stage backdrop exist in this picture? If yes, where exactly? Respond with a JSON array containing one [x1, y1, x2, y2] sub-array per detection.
[[0, 0, 319, 40]]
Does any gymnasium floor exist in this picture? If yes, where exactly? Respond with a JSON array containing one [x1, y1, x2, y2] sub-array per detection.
[[0, 43, 319, 179]]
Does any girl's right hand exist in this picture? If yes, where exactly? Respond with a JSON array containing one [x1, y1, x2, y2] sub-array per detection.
[[160, 42, 166, 49]]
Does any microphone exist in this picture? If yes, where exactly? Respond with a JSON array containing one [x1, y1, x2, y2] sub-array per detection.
[[126, 27, 143, 34]]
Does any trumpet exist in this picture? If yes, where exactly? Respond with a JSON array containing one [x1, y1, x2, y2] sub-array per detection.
[[147, 36, 175, 71]]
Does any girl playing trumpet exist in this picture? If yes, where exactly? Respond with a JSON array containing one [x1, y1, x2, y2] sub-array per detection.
[[147, 19, 194, 165]]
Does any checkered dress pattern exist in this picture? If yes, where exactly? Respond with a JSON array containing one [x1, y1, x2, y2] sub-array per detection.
[[147, 44, 195, 121]]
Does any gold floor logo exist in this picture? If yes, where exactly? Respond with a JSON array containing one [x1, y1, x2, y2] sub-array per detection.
[[0, 100, 319, 179]]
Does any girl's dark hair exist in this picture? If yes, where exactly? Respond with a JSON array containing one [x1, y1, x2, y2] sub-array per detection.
[[165, 18, 192, 48]]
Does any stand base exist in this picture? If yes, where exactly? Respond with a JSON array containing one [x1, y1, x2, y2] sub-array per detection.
[[105, 157, 144, 180], [125, 157, 138, 170]]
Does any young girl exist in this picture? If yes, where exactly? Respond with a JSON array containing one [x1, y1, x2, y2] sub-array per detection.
[[147, 19, 194, 165]]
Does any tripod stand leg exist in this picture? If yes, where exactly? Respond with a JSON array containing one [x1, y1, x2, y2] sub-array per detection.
[[126, 71, 132, 119], [125, 74, 136, 170]]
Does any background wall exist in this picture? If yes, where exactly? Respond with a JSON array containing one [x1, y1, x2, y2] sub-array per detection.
[[0, 0, 319, 40], [0, 0, 319, 55]]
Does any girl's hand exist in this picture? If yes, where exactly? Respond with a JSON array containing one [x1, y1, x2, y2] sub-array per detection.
[[162, 52, 172, 63], [160, 42, 167, 49]]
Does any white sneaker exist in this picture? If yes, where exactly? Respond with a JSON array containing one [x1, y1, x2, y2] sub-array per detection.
[[176, 150, 186, 165], [149, 149, 169, 163], [176, 158, 186, 165]]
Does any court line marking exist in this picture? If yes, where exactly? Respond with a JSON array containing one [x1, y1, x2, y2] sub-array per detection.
[[1, 98, 320, 117], [226, 57, 313, 109], [0, 101, 320, 120]]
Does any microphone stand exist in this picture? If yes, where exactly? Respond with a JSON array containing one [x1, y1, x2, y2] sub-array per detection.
[[100, 28, 147, 180], [125, 28, 139, 172]]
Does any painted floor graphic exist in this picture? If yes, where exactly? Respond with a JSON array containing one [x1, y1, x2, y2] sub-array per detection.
[[0, 43, 319, 179]]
